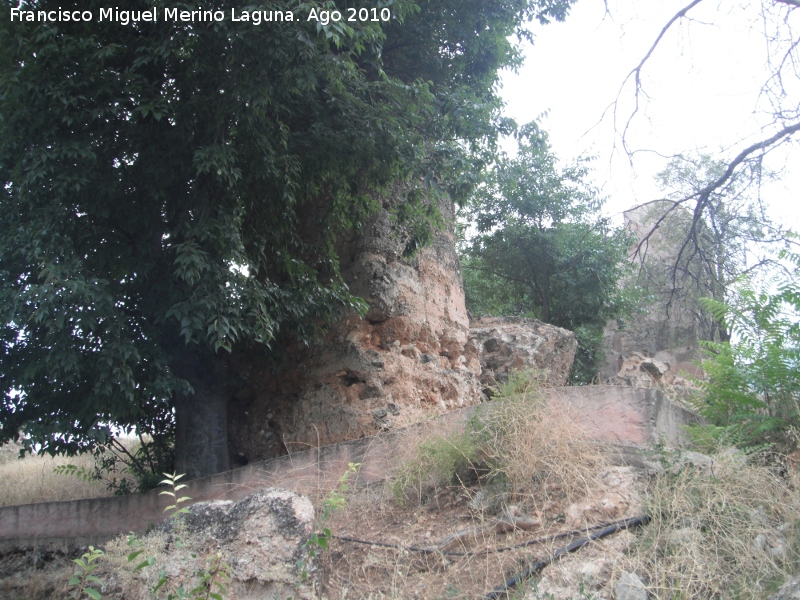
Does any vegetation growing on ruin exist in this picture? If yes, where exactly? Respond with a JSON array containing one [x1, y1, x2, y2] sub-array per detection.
[[459, 134, 637, 383], [0, 0, 577, 480]]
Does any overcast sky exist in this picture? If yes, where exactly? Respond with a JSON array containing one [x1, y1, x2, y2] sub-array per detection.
[[499, 0, 800, 226]]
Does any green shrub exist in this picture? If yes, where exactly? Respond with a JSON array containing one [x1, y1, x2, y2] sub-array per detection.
[[691, 252, 800, 451]]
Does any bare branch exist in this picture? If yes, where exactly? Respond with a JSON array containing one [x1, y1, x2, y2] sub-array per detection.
[[633, 120, 800, 266], [685, 120, 800, 239], [615, 0, 706, 157]]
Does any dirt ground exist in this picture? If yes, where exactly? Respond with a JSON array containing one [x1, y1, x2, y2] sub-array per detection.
[[318, 464, 645, 600], [0, 461, 646, 600]]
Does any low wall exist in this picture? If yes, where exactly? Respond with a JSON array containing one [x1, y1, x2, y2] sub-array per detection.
[[0, 386, 699, 552]]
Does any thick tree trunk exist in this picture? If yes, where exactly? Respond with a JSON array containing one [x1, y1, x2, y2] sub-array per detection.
[[173, 354, 231, 480]]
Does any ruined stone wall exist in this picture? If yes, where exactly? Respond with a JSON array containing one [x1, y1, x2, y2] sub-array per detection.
[[470, 317, 577, 391], [226, 194, 482, 464], [599, 201, 714, 384]]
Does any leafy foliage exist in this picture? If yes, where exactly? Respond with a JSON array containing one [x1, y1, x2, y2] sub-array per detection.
[[125, 472, 232, 600], [460, 132, 635, 382], [692, 250, 800, 449], [68, 546, 105, 600], [53, 436, 173, 494], [0, 0, 576, 473]]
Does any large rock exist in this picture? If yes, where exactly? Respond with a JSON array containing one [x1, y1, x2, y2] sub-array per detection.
[[113, 489, 317, 600], [469, 316, 577, 391], [608, 351, 702, 405], [616, 571, 648, 600], [228, 193, 482, 463]]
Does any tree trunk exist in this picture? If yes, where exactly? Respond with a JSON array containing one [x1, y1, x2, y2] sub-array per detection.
[[173, 354, 231, 480], [541, 288, 550, 324]]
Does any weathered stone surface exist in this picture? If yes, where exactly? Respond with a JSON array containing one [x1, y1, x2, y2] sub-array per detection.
[[616, 571, 648, 600], [612, 352, 670, 388], [768, 576, 800, 599], [228, 194, 482, 463], [600, 201, 715, 387], [469, 316, 577, 390], [118, 489, 316, 600], [609, 351, 702, 405]]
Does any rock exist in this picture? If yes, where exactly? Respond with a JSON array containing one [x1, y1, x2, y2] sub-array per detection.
[[122, 489, 316, 600], [769, 576, 800, 600], [639, 358, 669, 378], [609, 352, 701, 403], [598, 202, 714, 387], [468, 489, 490, 512], [616, 571, 648, 600], [469, 316, 577, 390]]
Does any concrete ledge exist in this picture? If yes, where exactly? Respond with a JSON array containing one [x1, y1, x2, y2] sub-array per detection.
[[0, 386, 699, 552]]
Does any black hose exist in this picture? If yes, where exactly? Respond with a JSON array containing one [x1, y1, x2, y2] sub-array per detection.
[[331, 516, 642, 558], [482, 515, 651, 600]]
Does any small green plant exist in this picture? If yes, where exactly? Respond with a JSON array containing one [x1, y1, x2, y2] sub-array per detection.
[[52, 436, 174, 495], [54, 463, 103, 484], [295, 462, 361, 585], [150, 552, 231, 600], [159, 471, 192, 547], [390, 430, 480, 504], [159, 472, 192, 517], [126, 472, 232, 599], [624, 449, 800, 597], [68, 546, 105, 600]]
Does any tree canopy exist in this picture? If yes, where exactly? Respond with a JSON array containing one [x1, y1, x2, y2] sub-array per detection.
[[0, 0, 575, 479], [461, 132, 634, 383]]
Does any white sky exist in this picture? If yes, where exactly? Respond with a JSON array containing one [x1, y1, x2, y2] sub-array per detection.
[[499, 0, 800, 227]]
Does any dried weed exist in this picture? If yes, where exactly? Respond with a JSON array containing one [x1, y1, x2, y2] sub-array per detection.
[[0, 451, 113, 507], [622, 449, 800, 598]]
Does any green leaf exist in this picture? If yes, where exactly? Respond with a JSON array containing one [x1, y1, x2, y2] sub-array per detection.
[[134, 559, 152, 571], [85, 588, 102, 600], [127, 549, 144, 562]]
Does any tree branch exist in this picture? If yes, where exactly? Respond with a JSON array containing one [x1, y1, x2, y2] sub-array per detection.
[[616, 0, 706, 156], [633, 119, 800, 266]]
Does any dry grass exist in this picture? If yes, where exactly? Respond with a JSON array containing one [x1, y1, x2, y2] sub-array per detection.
[[475, 382, 608, 512], [9, 369, 800, 599], [322, 371, 618, 599], [390, 370, 608, 515], [621, 449, 800, 599], [0, 441, 121, 507]]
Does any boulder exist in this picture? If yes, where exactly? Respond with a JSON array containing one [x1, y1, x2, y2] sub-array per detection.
[[115, 489, 317, 600], [616, 571, 648, 600], [469, 316, 577, 391], [609, 351, 702, 404]]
